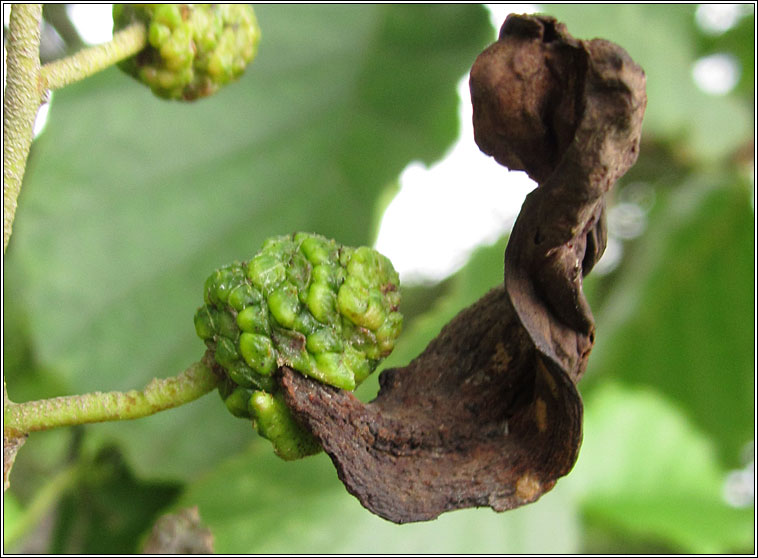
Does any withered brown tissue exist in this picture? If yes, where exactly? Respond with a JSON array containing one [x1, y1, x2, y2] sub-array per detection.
[[280, 14, 647, 524]]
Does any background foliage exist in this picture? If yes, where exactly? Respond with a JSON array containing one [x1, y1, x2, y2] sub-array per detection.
[[3, 4, 754, 553]]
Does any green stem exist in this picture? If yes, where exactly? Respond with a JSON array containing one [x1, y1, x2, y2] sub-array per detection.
[[3, 4, 43, 254], [4, 361, 220, 437], [40, 22, 148, 91]]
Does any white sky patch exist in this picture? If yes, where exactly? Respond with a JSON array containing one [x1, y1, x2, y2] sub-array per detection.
[[695, 4, 749, 35], [375, 5, 540, 285], [374, 76, 537, 285], [723, 441, 755, 508], [33, 95, 52, 138], [67, 4, 114, 45], [591, 237, 623, 276], [487, 3, 541, 31], [692, 53, 740, 95]]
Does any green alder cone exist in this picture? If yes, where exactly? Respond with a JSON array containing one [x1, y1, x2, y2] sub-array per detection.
[[112, 4, 260, 101], [195, 232, 403, 460]]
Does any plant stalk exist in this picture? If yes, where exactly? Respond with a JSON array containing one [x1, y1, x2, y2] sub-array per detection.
[[3, 4, 43, 253], [4, 361, 219, 437], [40, 22, 147, 91]]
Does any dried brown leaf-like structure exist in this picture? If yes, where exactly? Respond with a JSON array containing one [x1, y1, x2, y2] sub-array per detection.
[[280, 14, 646, 524], [3, 432, 27, 492]]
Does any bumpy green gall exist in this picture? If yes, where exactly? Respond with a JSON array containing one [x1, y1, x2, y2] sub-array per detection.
[[195, 232, 402, 459], [113, 4, 260, 100]]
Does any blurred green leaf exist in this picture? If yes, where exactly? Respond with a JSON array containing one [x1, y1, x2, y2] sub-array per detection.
[[178, 443, 580, 554], [5, 5, 492, 478], [570, 382, 753, 553], [2, 492, 24, 548], [49, 446, 181, 554], [695, 7, 755, 101], [587, 174, 754, 466], [2, 264, 69, 407]]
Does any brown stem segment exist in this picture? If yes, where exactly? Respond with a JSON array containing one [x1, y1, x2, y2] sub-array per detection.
[[281, 14, 646, 524]]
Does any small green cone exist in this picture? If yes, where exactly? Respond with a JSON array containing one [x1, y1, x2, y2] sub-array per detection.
[[239, 333, 277, 376], [306, 327, 344, 354], [194, 232, 402, 459], [113, 4, 260, 101], [307, 281, 338, 324], [268, 284, 300, 329], [193, 305, 215, 340], [236, 304, 269, 335], [248, 253, 286, 294]]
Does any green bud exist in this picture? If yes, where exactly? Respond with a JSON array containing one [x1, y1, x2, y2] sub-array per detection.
[[160, 25, 192, 71], [268, 284, 300, 329], [195, 232, 404, 459], [297, 233, 337, 265], [347, 246, 384, 286], [270, 328, 313, 375], [248, 253, 285, 294], [214, 308, 239, 340], [385, 287, 401, 313], [149, 22, 171, 47], [236, 304, 268, 335], [337, 279, 368, 324], [285, 252, 312, 296], [214, 336, 240, 368], [194, 306, 215, 340], [249, 391, 321, 460], [187, 5, 217, 52], [153, 4, 182, 29], [376, 311, 404, 355], [339, 246, 355, 268], [203, 274, 216, 305], [232, 361, 277, 392], [306, 327, 344, 354], [224, 386, 253, 419], [361, 291, 388, 331], [307, 281, 338, 324], [343, 345, 372, 385], [311, 263, 343, 290], [292, 309, 320, 336], [342, 320, 381, 360], [227, 282, 260, 312], [113, 4, 260, 101], [239, 332, 277, 376], [203, 264, 244, 305], [313, 352, 355, 391], [226, 360, 255, 388]]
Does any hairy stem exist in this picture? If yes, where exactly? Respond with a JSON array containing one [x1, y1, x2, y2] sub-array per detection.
[[4, 361, 219, 437], [3, 4, 43, 254], [40, 22, 147, 91]]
